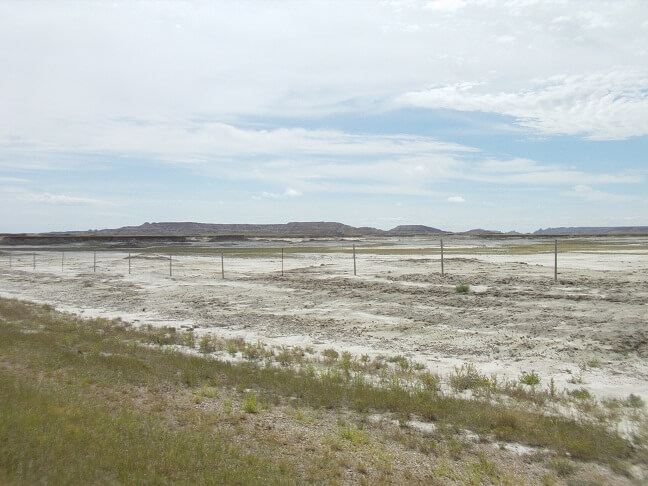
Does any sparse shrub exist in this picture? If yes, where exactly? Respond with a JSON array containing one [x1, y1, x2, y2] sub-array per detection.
[[587, 358, 602, 368], [455, 283, 470, 293], [540, 473, 558, 486], [419, 371, 441, 392], [549, 377, 556, 399], [568, 388, 591, 400], [323, 348, 339, 362], [197, 386, 219, 399], [199, 335, 216, 354], [338, 424, 369, 445], [387, 355, 410, 371], [179, 331, 196, 348], [243, 341, 265, 360], [225, 337, 245, 356], [520, 371, 541, 386], [243, 392, 260, 413], [626, 393, 645, 408], [276, 347, 294, 366], [339, 351, 354, 377], [548, 457, 576, 477], [450, 363, 491, 392]]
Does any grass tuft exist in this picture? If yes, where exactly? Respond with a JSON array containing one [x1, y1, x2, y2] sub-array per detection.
[[455, 283, 470, 293]]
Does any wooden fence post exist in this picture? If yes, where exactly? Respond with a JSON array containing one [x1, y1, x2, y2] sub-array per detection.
[[281, 248, 284, 277], [33, 252, 35, 270], [440, 239, 445, 277], [353, 244, 357, 276], [61, 251, 64, 272], [93, 251, 96, 273], [554, 239, 558, 283], [128, 253, 131, 275], [221, 253, 225, 279]]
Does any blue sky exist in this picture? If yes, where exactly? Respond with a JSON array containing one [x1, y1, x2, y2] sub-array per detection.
[[1, 0, 647, 233]]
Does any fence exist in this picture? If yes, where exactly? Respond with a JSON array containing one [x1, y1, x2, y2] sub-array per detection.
[[3, 238, 647, 283]]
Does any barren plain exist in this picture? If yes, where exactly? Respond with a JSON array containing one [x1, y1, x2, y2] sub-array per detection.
[[1, 236, 647, 402]]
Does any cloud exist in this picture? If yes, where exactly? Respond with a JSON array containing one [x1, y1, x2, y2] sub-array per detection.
[[283, 188, 302, 197], [447, 196, 465, 203], [397, 70, 648, 140], [565, 185, 636, 202], [20, 192, 113, 206], [2, 1, 647, 134], [254, 188, 303, 200], [468, 158, 642, 185]]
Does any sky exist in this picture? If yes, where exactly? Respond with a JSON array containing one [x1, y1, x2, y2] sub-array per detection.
[[1, 0, 647, 233]]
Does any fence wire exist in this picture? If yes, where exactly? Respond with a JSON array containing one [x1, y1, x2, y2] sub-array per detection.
[[2, 237, 648, 282]]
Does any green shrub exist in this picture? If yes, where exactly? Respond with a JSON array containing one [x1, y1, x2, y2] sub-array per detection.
[[323, 348, 339, 362], [568, 388, 591, 400], [450, 363, 490, 391], [243, 392, 260, 413], [198, 335, 216, 354], [520, 371, 541, 386], [455, 283, 470, 293]]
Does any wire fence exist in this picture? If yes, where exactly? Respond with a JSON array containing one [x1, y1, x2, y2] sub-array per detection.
[[3, 238, 648, 283]]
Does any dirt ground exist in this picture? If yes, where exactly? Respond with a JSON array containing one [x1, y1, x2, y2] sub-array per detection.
[[1, 236, 647, 402]]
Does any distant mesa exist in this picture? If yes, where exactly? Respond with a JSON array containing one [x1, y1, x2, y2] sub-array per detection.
[[534, 226, 648, 235], [387, 225, 445, 235], [89, 221, 386, 237], [462, 228, 502, 235]]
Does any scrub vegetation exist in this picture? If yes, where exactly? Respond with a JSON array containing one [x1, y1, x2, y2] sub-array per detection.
[[1, 298, 646, 484]]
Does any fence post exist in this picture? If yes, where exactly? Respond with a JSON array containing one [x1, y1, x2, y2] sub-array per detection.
[[93, 251, 96, 273], [128, 253, 131, 275], [554, 239, 558, 283], [281, 248, 284, 277], [33, 252, 36, 270], [169, 254, 172, 277], [61, 251, 64, 272], [221, 253, 225, 279], [440, 239, 445, 277], [353, 244, 357, 276]]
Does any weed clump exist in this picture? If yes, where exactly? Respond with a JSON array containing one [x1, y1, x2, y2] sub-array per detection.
[[520, 371, 541, 386], [450, 363, 491, 392], [243, 392, 260, 413], [626, 394, 645, 408], [455, 283, 470, 293], [568, 388, 592, 400], [323, 348, 339, 362]]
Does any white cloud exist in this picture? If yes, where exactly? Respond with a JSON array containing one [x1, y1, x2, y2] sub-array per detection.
[[469, 158, 642, 185], [566, 185, 636, 202], [447, 196, 465, 203], [397, 70, 648, 140], [20, 192, 113, 206], [255, 188, 303, 200], [1, 1, 647, 138], [284, 188, 302, 197]]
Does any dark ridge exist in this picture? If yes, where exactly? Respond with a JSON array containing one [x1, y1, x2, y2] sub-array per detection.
[[535, 226, 648, 235], [387, 225, 445, 235]]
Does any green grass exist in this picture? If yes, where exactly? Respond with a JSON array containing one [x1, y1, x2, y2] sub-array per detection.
[[0, 372, 290, 486], [0, 297, 644, 482]]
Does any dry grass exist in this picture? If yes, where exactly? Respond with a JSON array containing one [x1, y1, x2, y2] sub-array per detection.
[[1, 297, 645, 484]]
